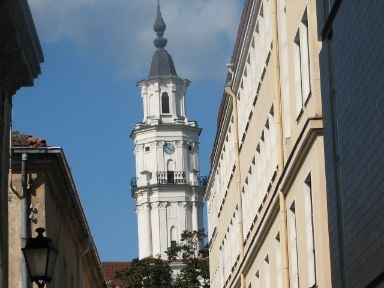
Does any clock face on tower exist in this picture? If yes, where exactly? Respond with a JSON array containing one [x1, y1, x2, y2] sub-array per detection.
[[164, 142, 175, 155]]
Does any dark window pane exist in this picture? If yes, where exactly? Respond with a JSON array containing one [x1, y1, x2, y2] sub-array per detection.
[[162, 92, 170, 113], [167, 171, 174, 183]]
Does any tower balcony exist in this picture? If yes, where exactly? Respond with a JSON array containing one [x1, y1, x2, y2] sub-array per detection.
[[130, 172, 207, 196], [198, 175, 208, 187], [130, 177, 138, 196], [157, 171, 186, 184]]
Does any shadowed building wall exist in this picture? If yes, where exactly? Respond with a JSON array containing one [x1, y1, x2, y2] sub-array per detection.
[[0, 1, 43, 287], [317, 1, 384, 287]]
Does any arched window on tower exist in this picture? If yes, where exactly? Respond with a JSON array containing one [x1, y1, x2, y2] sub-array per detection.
[[162, 92, 170, 113], [167, 159, 175, 183], [170, 226, 177, 247]]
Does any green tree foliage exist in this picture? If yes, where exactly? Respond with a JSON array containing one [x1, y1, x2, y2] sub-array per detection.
[[115, 257, 173, 288], [116, 229, 209, 288], [166, 229, 210, 288]]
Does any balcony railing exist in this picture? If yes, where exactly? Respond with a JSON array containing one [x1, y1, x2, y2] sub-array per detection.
[[130, 177, 137, 196], [130, 172, 208, 195], [157, 171, 186, 184], [198, 176, 208, 188]]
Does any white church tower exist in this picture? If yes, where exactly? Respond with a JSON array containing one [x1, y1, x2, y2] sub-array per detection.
[[131, 1, 205, 260]]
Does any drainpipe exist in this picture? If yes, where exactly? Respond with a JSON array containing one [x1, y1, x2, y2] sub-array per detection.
[[77, 239, 91, 288], [224, 73, 245, 288], [21, 152, 30, 288], [271, 0, 290, 286], [9, 123, 29, 288]]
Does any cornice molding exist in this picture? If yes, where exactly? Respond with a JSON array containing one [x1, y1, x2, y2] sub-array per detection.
[[0, 0, 43, 95]]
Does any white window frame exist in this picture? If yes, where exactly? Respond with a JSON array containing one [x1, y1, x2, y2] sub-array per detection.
[[275, 232, 283, 288], [288, 201, 299, 288], [294, 8, 311, 118], [304, 174, 316, 287], [278, 0, 291, 138], [264, 254, 271, 287]]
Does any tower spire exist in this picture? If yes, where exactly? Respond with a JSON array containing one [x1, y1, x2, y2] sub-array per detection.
[[153, 0, 167, 49], [133, 0, 204, 261]]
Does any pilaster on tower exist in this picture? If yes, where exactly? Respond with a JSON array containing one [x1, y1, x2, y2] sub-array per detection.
[[130, 1, 206, 260]]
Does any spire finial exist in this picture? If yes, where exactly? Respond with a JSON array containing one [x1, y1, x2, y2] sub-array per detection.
[[153, 0, 167, 48]]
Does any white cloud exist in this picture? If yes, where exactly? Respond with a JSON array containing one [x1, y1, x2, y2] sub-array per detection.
[[28, 0, 242, 80]]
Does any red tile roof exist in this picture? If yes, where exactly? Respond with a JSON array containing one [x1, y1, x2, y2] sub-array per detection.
[[12, 131, 47, 147], [103, 262, 130, 288]]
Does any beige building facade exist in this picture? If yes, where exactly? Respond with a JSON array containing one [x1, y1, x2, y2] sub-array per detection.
[[206, 0, 331, 287], [9, 135, 107, 288]]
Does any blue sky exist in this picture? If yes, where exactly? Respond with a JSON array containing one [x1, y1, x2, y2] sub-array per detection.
[[14, 0, 244, 261]]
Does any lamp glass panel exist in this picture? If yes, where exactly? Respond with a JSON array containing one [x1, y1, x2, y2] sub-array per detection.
[[47, 249, 59, 278], [24, 248, 48, 277]]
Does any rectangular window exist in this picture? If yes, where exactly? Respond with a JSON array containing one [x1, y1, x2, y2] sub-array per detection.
[[222, 240, 227, 278], [248, 164, 256, 226], [300, 10, 311, 103], [304, 175, 316, 287], [264, 121, 271, 185], [161, 92, 170, 113], [255, 148, 261, 213], [275, 232, 283, 288], [277, 0, 291, 139], [230, 216, 237, 265], [269, 107, 277, 175], [259, 3, 265, 50], [241, 186, 247, 237], [255, 270, 260, 287], [219, 245, 225, 287], [294, 9, 311, 118], [167, 171, 174, 183], [288, 201, 299, 288], [251, 33, 259, 90], [145, 146, 150, 152], [219, 252, 224, 287], [259, 133, 268, 196], [264, 254, 271, 288], [294, 31, 303, 117]]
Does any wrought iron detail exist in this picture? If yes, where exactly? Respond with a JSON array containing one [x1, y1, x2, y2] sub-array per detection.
[[130, 177, 137, 196], [130, 173, 208, 196], [199, 176, 208, 188], [157, 171, 186, 184]]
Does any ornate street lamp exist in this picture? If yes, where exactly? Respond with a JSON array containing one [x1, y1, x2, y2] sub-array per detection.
[[22, 227, 59, 288]]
